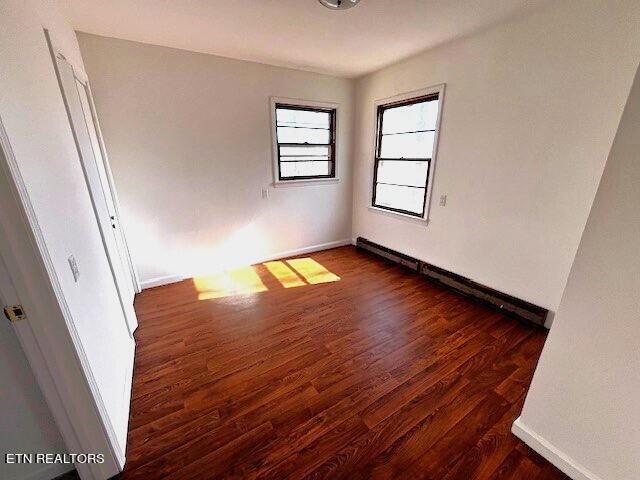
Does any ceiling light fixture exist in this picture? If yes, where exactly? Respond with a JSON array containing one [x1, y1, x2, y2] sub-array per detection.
[[319, 0, 361, 10]]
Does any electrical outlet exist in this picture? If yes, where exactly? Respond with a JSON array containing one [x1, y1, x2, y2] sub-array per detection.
[[261, 188, 269, 200], [68, 255, 80, 283], [439, 194, 447, 207]]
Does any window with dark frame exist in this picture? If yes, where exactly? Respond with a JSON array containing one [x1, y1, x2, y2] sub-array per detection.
[[274, 103, 336, 181], [372, 93, 440, 217]]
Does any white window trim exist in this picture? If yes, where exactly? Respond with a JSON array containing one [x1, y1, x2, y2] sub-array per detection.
[[367, 83, 446, 224], [270, 96, 340, 187]]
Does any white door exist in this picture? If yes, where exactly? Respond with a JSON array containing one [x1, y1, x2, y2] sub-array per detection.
[[74, 78, 138, 302], [53, 54, 138, 335], [76, 80, 140, 297]]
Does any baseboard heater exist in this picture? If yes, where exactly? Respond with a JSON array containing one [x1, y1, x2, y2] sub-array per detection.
[[355, 237, 548, 327]]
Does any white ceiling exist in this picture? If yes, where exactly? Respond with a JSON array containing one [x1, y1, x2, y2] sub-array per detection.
[[63, 0, 551, 78]]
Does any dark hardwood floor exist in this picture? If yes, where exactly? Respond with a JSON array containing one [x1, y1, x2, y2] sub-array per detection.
[[124, 246, 568, 480]]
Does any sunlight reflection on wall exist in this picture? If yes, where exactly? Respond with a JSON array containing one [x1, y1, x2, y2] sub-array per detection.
[[127, 215, 273, 281], [187, 224, 271, 276], [127, 220, 273, 280]]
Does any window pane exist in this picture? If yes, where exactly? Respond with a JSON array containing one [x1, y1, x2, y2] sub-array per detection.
[[374, 184, 425, 214], [280, 145, 330, 157], [379, 131, 435, 159], [281, 161, 332, 178], [382, 99, 439, 134], [277, 126, 329, 144], [276, 108, 330, 129], [376, 160, 429, 188]]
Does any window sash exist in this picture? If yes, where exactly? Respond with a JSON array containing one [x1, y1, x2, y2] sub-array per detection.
[[275, 103, 336, 181], [372, 158, 431, 217], [372, 93, 439, 217], [276, 144, 335, 180]]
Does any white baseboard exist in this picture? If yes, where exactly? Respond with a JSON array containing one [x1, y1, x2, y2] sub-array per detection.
[[140, 273, 186, 289], [5, 462, 73, 480], [512, 417, 602, 480], [261, 239, 352, 263], [140, 239, 353, 290]]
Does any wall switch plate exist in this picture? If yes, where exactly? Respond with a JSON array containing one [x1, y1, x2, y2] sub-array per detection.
[[68, 255, 80, 283], [261, 188, 269, 200], [439, 195, 447, 207]]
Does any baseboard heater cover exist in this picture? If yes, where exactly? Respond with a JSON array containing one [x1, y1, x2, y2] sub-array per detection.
[[356, 237, 548, 327]]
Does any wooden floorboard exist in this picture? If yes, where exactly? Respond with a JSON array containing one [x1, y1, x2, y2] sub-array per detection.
[[123, 246, 568, 480]]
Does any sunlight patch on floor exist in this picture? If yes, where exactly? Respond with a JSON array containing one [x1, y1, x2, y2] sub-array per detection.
[[195, 266, 268, 300], [264, 261, 306, 288], [286, 258, 341, 285], [194, 257, 340, 300]]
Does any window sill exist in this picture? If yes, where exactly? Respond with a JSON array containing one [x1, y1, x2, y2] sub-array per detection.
[[273, 178, 340, 188], [368, 206, 430, 225]]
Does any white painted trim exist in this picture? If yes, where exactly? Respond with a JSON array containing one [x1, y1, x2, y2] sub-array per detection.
[[140, 273, 188, 290], [0, 109, 121, 478], [272, 178, 339, 188], [141, 238, 352, 289], [512, 417, 602, 480], [367, 83, 446, 224], [368, 205, 430, 225], [5, 463, 72, 480], [269, 96, 341, 186], [250, 238, 352, 262]]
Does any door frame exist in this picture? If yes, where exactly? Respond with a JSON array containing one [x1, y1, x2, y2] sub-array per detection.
[[0, 116, 123, 479]]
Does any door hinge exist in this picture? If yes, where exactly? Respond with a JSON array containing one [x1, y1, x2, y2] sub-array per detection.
[[4, 305, 27, 323]]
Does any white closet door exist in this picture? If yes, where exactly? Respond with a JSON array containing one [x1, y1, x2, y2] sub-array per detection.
[[75, 78, 137, 305], [55, 56, 138, 335]]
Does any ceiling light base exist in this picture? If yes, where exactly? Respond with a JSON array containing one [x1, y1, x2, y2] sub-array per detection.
[[319, 0, 361, 10]]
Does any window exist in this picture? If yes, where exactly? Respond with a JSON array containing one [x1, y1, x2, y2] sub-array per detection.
[[273, 102, 336, 182], [372, 91, 441, 218]]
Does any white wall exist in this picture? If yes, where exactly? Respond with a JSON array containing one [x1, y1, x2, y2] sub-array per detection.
[[0, 0, 134, 473], [514, 63, 640, 480], [0, 255, 69, 480], [352, 0, 640, 321], [77, 33, 355, 287], [0, 326, 68, 480]]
